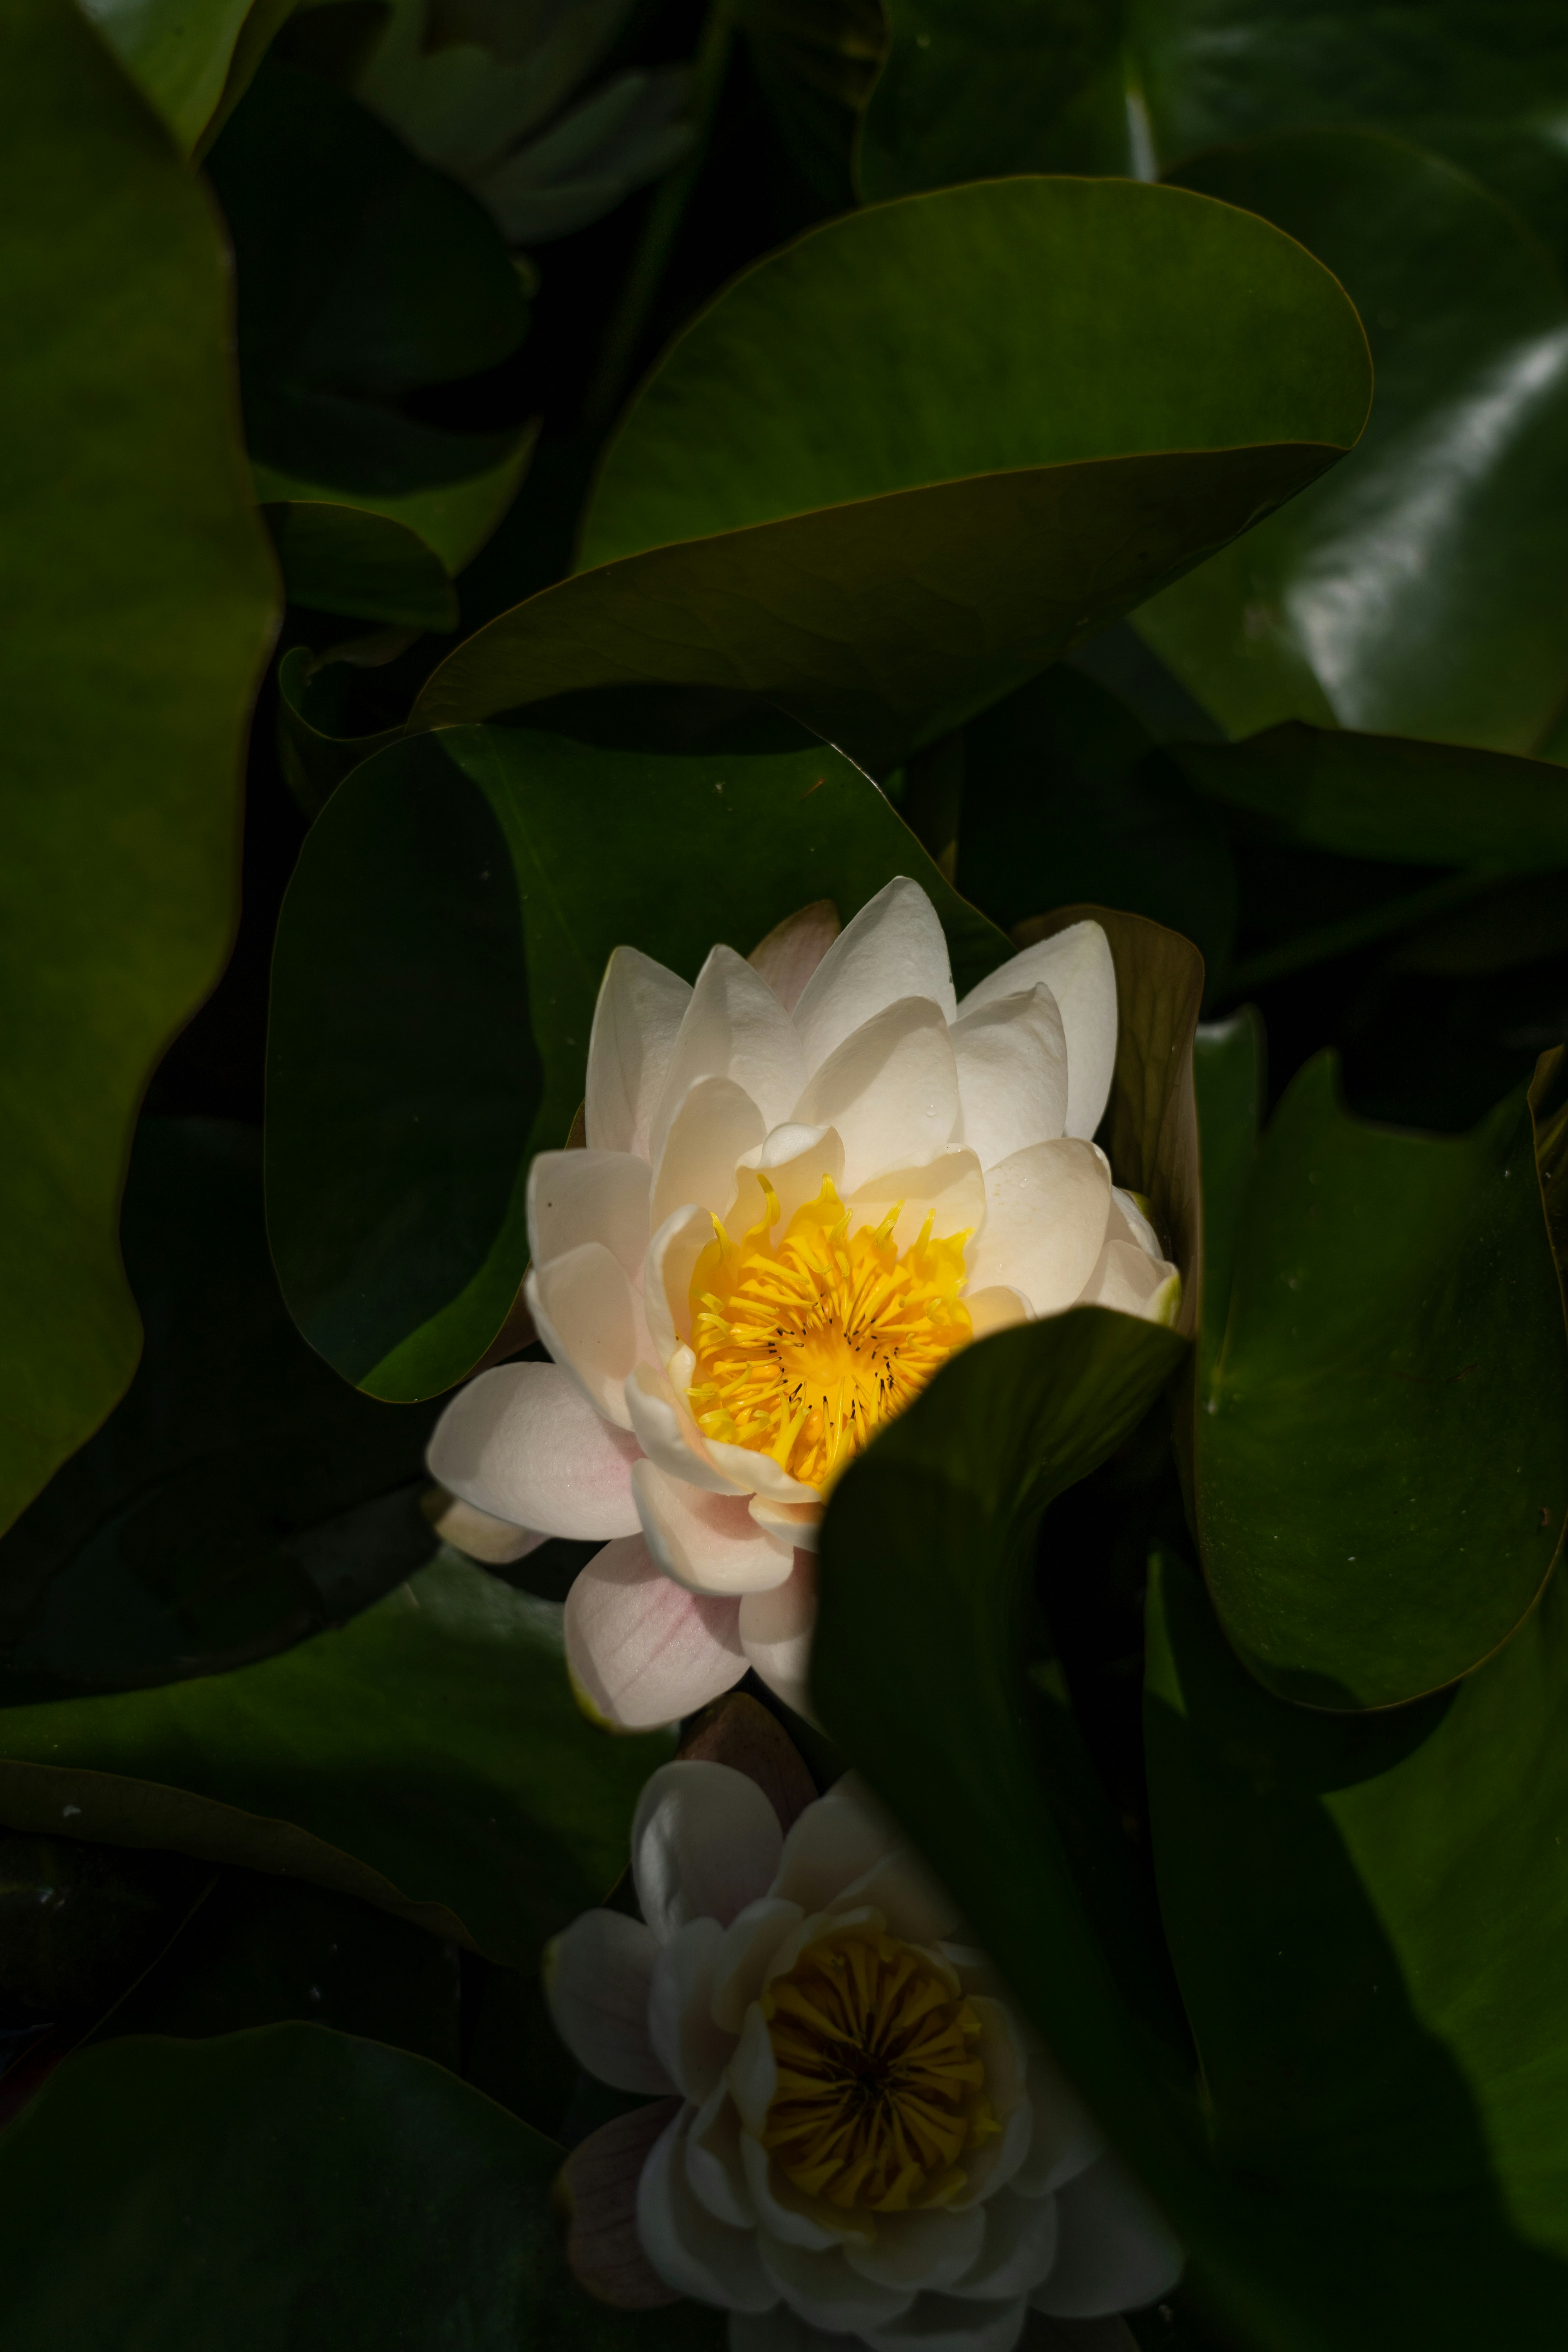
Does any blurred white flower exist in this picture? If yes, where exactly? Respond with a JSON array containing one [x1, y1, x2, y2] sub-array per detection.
[[428, 878, 1180, 1728], [548, 1761, 1183, 2348]]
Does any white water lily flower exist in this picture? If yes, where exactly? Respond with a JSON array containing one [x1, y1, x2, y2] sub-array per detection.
[[547, 1762, 1183, 2348], [427, 878, 1180, 1727]]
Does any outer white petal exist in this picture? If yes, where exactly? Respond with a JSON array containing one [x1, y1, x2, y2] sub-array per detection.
[[792, 877, 957, 1075], [586, 945, 691, 1158], [651, 946, 809, 1165], [527, 1244, 654, 1430], [791, 997, 961, 1197], [1075, 1240, 1180, 1324], [633, 1760, 784, 1940], [965, 1286, 1032, 1338], [689, 2073, 759, 2227], [951, 2188, 1060, 2301], [771, 1779, 891, 1913], [430, 1496, 547, 1565], [966, 1140, 1111, 1316], [959, 921, 1116, 1144], [652, 1075, 767, 1233], [565, 1535, 747, 1729], [844, 2204, 986, 2291], [711, 1896, 807, 2034], [1029, 2157, 1183, 2318], [759, 2233, 915, 2332], [749, 1497, 822, 1556], [544, 1909, 672, 2094], [863, 2291, 1028, 2352], [634, 1460, 797, 1596], [626, 1359, 750, 1495], [426, 1360, 642, 1539], [748, 899, 841, 1014], [951, 984, 1069, 1168], [739, 1555, 817, 1718], [829, 1850, 958, 1945], [526, 1148, 651, 1281], [650, 1916, 735, 2102], [737, 1123, 846, 1232], [1108, 1187, 1161, 1261], [645, 1202, 714, 1360], [639, 2107, 779, 2312], [845, 1149, 985, 1255]]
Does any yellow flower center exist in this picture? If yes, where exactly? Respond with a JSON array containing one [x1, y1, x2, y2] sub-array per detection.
[[687, 1176, 972, 1491], [760, 1924, 997, 2213]]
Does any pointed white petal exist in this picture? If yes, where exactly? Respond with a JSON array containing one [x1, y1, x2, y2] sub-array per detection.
[[711, 1896, 807, 2034], [426, 1360, 642, 1538], [951, 2187, 1060, 2301], [651, 1075, 767, 1233], [844, 2204, 985, 2290], [688, 2073, 759, 2227], [635, 1460, 797, 1597], [544, 1909, 671, 2093], [645, 1201, 714, 1360], [845, 1147, 985, 1255], [967, 1140, 1111, 1316], [791, 997, 961, 1196], [527, 1245, 654, 1429], [749, 1497, 822, 1556], [960, 922, 1116, 1143], [565, 1535, 747, 1729], [730, 2000, 780, 2139], [1108, 1187, 1161, 1261], [739, 1555, 817, 1718], [748, 900, 842, 1014], [1075, 1240, 1181, 1323], [772, 1778, 890, 1914], [737, 1123, 846, 1232], [792, 877, 956, 1074], [651, 946, 808, 1165], [649, 1915, 735, 2102], [638, 2107, 778, 2312], [966, 1285, 1032, 1338], [526, 1148, 651, 1280], [586, 945, 691, 1158], [829, 1850, 958, 1945], [633, 1760, 784, 1940], [430, 1495, 548, 1565], [1029, 2157, 1183, 2318], [951, 984, 1069, 1167], [759, 2233, 915, 2330], [626, 1359, 750, 1495]]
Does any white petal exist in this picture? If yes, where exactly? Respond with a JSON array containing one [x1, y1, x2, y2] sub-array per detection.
[[689, 2074, 759, 2227], [712, 1896, 807, 2034], [739, 1556, 818, 1718], [635, 1460, 797, 1597], [742, 2131, 853, 2254], [633, 1760, 784, 1940], [430, 1495, 547, 1565], [792, 877, 956, 1075], [960, 922, 1116, 1143], [791, 997, 960, 1197], [748, 900, 841, 1014], [738, 1123, 847, 1232], [1012, 2038, 1101, 2198], [1075, 1240, 1180, 1323], [730, 2002, 780, 2140], [772, 1779, 891, 1914], [639, 2107, 778, 2312], [650, 1916, 735, 2102], [760, 2233, 915, 2331], [544, 1910, 672, 2094], [864, 2291, 1027, 2352], [645, 1202, 713, 1359], [1029, 2157, 1183, 2318], [829, 1850, 958, 1945], [565, 1535, 747, 1729], [844, 2205, 985, 2290], [966, 1140, 1111, 1316], [749, 1497, 822, 1555], [845, 1149, 985, 1256], [586, 945, 691, 1158], [527, 1148, 651, 1280], [951, 2188, 1060, 2301], [527, 1245, 654, 1429], [708, 1445, 822, 1505], [652, 1075, 767, 1233], [1108, 1187, 1161, 1261], [625, 1359, 750, 1495], [965, 1286, 1032, 1338], [951, 984, 1069, 1171], [651, 946, 809, 1165], [426, 1360, 642, 1539]]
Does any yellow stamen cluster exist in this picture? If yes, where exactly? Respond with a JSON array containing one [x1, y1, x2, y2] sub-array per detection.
[[760, 1924, 998, 2213], [687, 1176, 972, 1491]]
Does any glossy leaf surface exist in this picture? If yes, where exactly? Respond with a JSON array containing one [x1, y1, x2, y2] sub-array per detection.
[[0, 0, 277, 1538], [0, 1552, 671, 1965], [1136, 131, 1568, 753], [1197, 1056, 1568, 1708], [415, 176, 1370, 770], [266, 710, 1006, 1398]]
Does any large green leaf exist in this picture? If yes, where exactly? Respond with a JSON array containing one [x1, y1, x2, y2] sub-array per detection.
[[1144, 1548, 1568, 2334], [265, 705, 1007, 1399], [0, 1551, 671, 1965], [1135, 130, 1568, 754], [1196, 1054, 1568, 1709], [413, 176, 1370, 771], [0, 0, 278, 1538], [82, 0, 291, 154], [0, 2024, 717, 2349]]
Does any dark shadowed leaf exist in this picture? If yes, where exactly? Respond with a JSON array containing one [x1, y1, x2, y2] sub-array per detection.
[[82, 0, 292, 153]]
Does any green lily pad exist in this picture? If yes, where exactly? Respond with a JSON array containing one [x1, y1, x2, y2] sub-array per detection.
[[0, 0, 278, 1537], [414, 174, 1370, 772], [81, 0, 291, 154]]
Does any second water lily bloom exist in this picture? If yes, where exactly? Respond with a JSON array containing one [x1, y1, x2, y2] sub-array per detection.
[[428, 878, 1179, 1727]]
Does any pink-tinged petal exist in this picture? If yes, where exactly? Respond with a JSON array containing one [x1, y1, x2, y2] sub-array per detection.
[[952, 984, 1069, 1167], [528, 1244, 654, 1429], [759, 2233, 914, 2330], [638, 2107, 779, 2312], [1013, 2044, 1101, 2198], [566, 1535, 747, 1730], [650, 1916, 736, 2102], [772, 1778, 889, 1914], [544, 1910, 672, 2094], [652, 1075, 767, 1233], [426, 1360, 642, 1539], [635, 1461, 796, 1597], [967, 1140, 1111, 1316], [792, 877, 956, 1075], [844, 2204, 986, 2291], [527, 1148, 651, 1283], [961, 922, 1116, 1144], [748, 900, 842, 1014], [645, 1202, 713, 1359], [791, 997, 960, 1198], [740, 1123, 846, 1232], [864, 2291, 1029, 2351], [846, 1149, 984, 1255], [430, 1494, 548, 1565], [1075, 1241, 1180, 1324], [633, 1759, 784, 1939], [586, 945, 691, 1158], [1029, 2158, 1183, 2319], [651, 946, 809, 1164], [560, 2097, 684, 2309], [626, 1359, 750, 1495], [951, 2187, 1060, 2301], [688, 2074, 758, 2227], [739, 1555, 817, 1718], [749, 1497, 821, 1556], [966, 1285, 1032, 1338]]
